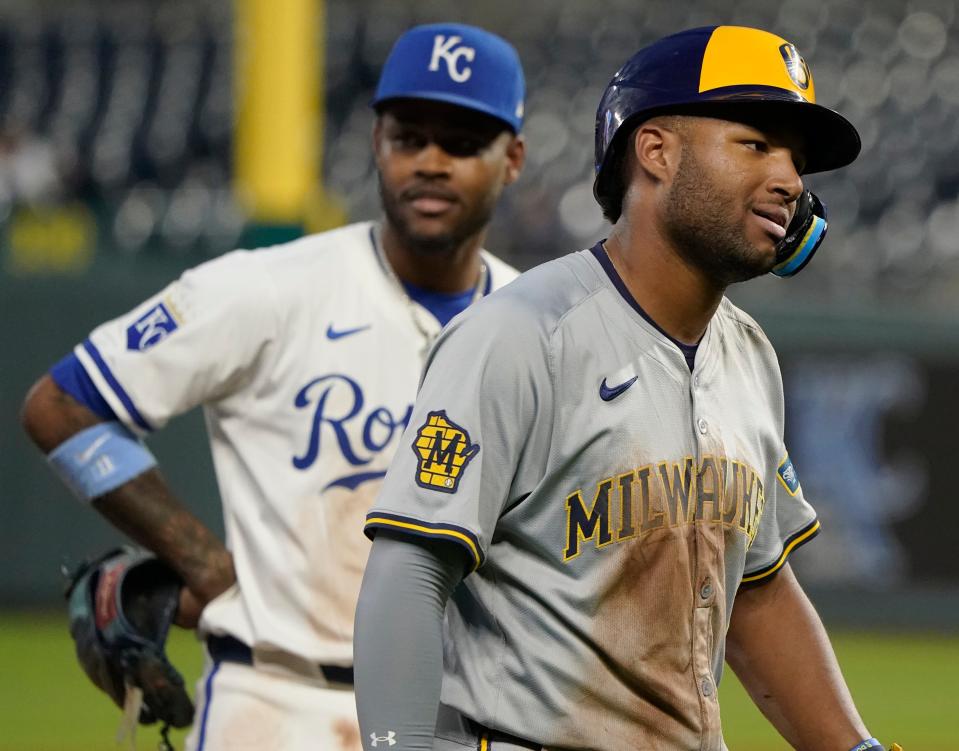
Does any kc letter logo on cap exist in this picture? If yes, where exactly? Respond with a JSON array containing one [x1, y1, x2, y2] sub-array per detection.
[[429, 35, 476, 83]]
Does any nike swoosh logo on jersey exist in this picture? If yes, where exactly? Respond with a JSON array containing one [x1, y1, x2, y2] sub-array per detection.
[[599, 375, 638, 401], [323, 470, 388, 492], [326, 324, 371, 340]]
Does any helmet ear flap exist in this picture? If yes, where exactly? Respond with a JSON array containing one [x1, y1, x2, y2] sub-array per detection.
[[771, 190, 827, 277], [594, 138, 626, 223], [594, 114, 648, 224]]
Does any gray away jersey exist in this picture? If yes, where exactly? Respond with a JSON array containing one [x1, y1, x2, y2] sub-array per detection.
[[366, 246, 818, 751]]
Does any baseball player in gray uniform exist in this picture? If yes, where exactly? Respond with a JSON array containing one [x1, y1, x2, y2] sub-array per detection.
[[353, 26, 903, 751]]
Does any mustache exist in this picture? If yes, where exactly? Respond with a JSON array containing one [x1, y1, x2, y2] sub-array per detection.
[[400, 184, 460, 202]]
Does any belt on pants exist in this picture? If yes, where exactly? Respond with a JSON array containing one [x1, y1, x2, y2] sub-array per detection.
[[435, 705, 543, 751], [206, 634, 354, 687], [472, 722, 542, 751]]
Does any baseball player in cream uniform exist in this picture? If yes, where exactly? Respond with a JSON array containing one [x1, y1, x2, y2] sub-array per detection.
[[21, 23, 526, 751]]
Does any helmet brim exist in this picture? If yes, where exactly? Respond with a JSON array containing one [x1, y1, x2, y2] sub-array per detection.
[[682, 95, 862, 174], [592, 94, 861, 213]]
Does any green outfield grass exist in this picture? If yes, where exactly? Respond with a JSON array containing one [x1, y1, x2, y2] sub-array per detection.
[[0, 612, 952, 750]]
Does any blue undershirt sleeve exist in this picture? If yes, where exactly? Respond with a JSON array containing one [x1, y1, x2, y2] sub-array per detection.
[[49, 352, 118, 420], [354, 529, 467, 751]]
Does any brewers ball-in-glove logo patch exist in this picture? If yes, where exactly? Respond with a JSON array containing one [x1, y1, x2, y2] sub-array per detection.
[[411, 411, 479, 493], [778, 43, 810, 91], [777, 454, 801, 496]]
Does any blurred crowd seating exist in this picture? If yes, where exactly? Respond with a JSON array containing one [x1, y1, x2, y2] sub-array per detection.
[[0, 0, 239, 260], [3, 0, 959, 306]]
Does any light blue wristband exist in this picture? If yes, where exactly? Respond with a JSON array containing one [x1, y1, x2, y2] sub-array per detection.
[[849, 739, 883, 751], [48, 422, 157, 502]]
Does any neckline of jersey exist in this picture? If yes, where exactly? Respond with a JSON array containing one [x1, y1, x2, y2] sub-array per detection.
[[400, 278, 489, 327], [368, 224, 493, 327], [589, 242, 700, 370]]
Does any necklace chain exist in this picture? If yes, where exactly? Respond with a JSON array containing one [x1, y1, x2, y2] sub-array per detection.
[[372, 223, 488, 359]]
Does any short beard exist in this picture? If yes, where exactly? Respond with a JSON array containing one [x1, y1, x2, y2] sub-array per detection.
[[378, 174, 498, 257], [661, 145, 775, 286]]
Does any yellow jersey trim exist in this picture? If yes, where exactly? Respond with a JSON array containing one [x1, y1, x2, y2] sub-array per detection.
[[741, 520, 821, 583], [365, 517, 482, 571]]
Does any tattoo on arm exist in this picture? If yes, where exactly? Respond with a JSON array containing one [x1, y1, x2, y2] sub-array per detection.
[[94, 469, 235, 604]]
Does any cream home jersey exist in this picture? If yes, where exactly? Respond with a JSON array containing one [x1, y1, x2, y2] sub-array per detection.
[[366, 245, 818, 751], [74, 220, 518, 665]]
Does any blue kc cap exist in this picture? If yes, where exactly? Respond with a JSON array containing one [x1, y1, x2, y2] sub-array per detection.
[[372, 23, 525, 133]]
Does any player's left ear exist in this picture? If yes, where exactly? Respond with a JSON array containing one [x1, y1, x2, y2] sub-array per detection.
[[371, 116, 387, 164], [633, 120, 682, 184], [503, 134, 526, 186]]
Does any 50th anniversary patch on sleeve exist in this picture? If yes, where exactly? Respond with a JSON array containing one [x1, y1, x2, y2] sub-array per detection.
[[411, 411, 479, 493]]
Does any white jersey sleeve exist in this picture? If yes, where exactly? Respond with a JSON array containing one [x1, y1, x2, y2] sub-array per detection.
[[365, 291, 555, 570], [75, 250, 278, 433]]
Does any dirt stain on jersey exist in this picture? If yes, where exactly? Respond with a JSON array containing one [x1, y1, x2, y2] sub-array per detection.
[[297, 482, 376, 642], [333, 716, 363, 751], [555, 522, 729, 751]]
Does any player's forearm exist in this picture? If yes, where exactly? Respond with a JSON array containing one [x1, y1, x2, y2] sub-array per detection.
[[21, 374, 234, 606], [92, 470, 234, 604], [726, 564, 869, 751], [354, 530, 465, 751]]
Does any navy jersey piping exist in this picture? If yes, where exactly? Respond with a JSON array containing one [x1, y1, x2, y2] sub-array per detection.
[[740, 517, 821, 586], [81, 339, 154, 432], [589, 243, 699, 369], [364, 510, 484, 571]]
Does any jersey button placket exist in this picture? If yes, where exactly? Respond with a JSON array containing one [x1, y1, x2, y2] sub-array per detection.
[[689, 376, 719, 726], [699, 579, 713, 601], [701, 677, 714, 698]]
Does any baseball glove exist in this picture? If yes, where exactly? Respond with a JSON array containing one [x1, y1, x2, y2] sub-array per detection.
[[64, 546, 195, 735]]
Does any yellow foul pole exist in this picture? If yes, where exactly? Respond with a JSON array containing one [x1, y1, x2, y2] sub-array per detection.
[[234, 0, 322, 229]]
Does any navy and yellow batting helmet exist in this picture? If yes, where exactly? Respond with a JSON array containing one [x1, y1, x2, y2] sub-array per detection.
[[593, 25, 861, 220]]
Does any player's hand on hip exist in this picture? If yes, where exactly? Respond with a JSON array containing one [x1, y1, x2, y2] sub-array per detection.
[[174, 550, 236, 628], [175, 586, 207, 628]]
